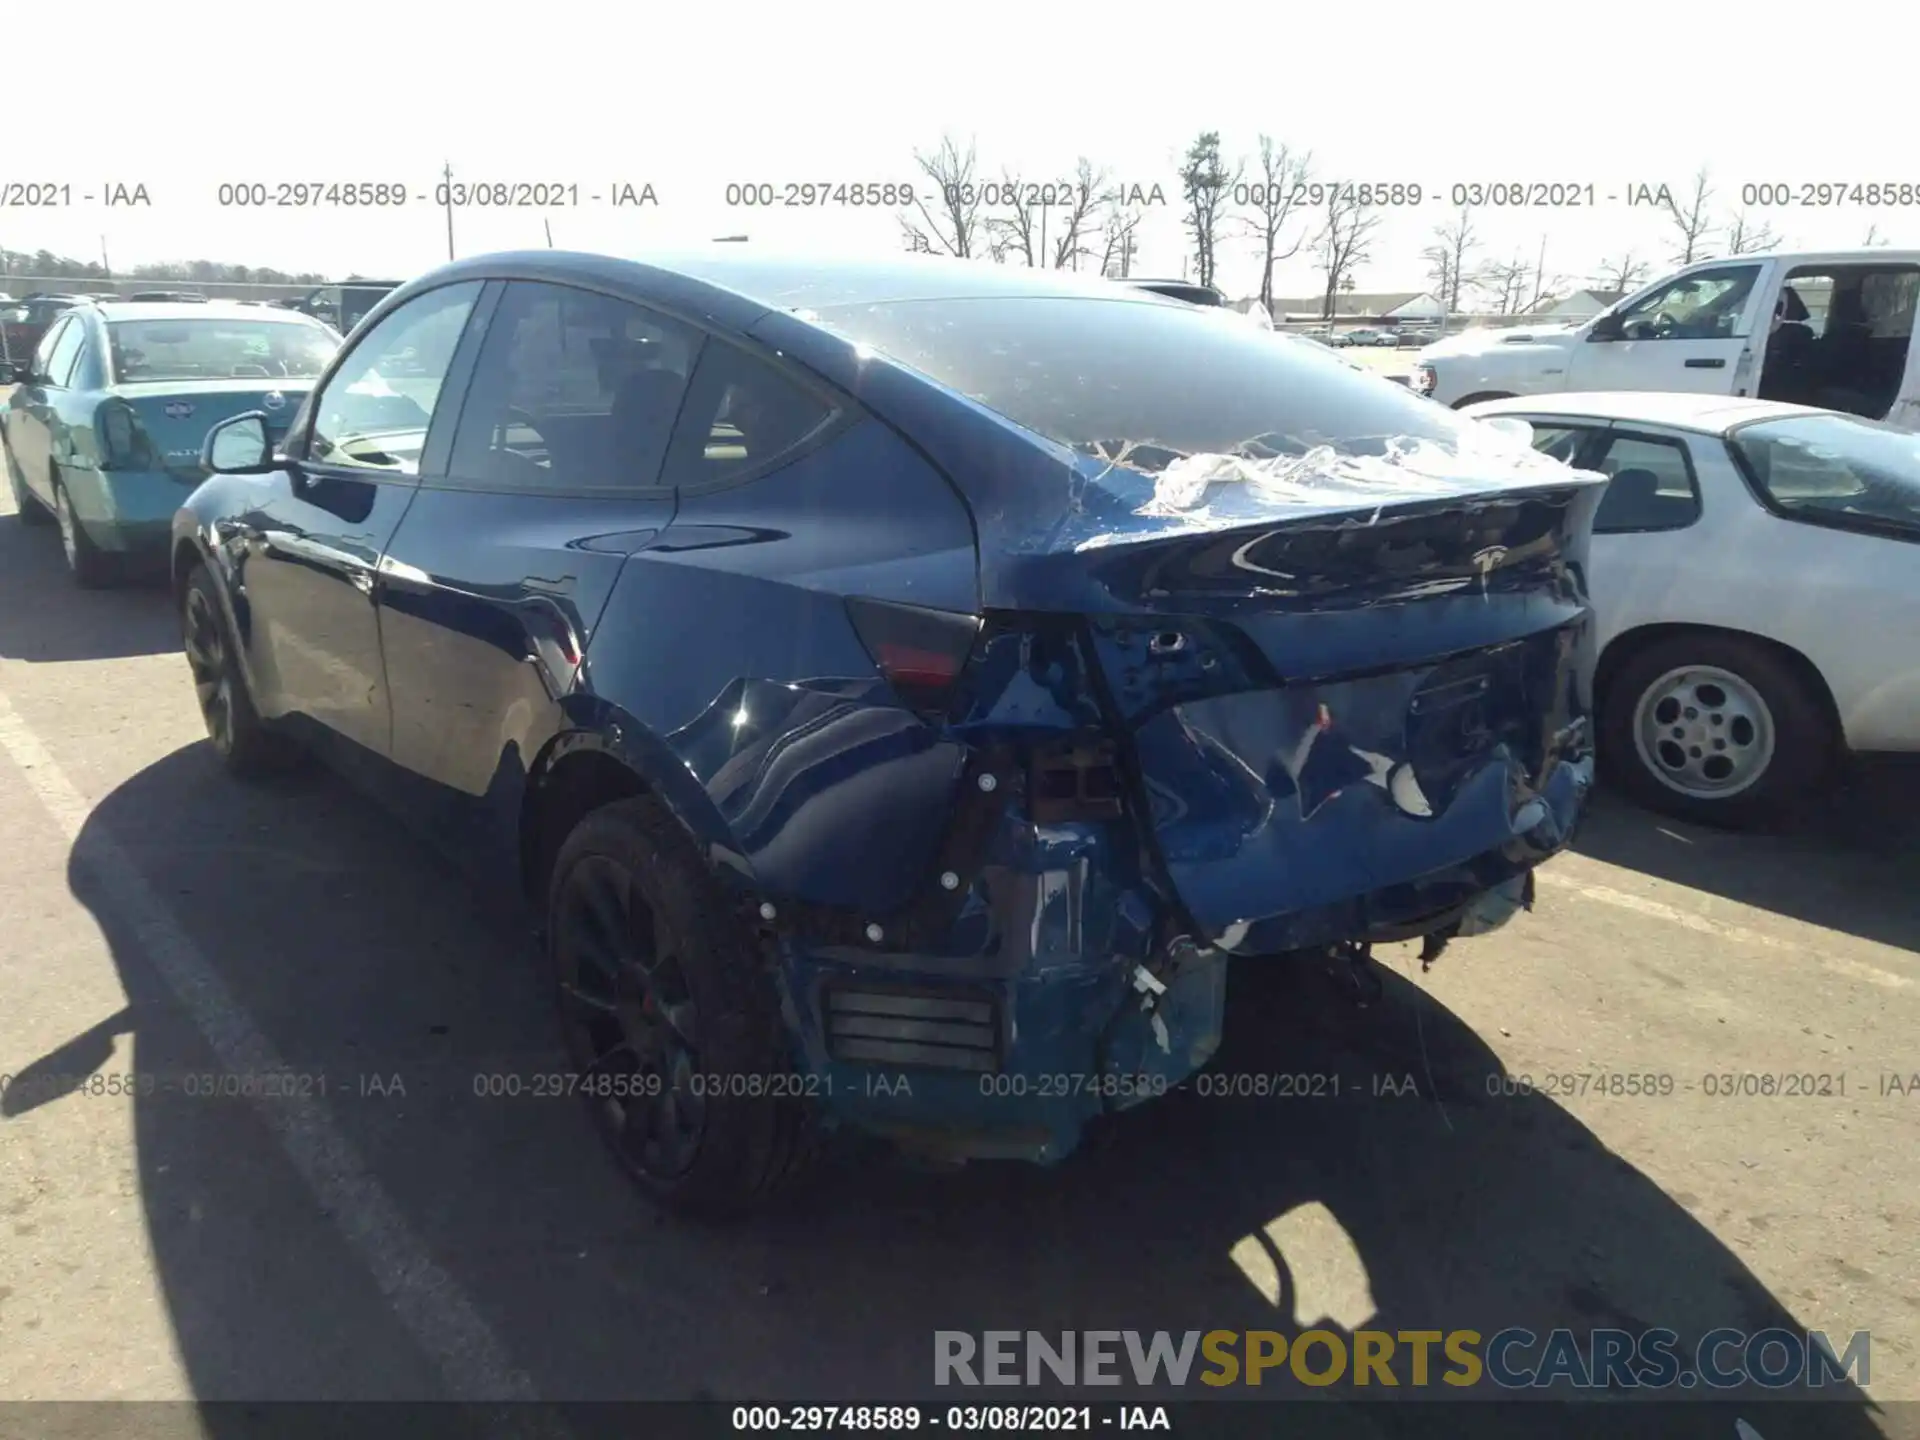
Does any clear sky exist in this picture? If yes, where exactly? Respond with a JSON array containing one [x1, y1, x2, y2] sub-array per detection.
[[5, 0, 1911, 300]]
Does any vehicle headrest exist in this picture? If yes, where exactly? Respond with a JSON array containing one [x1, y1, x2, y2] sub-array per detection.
[[611, 368, 685, 450], [1607, 467, 1664, 501]]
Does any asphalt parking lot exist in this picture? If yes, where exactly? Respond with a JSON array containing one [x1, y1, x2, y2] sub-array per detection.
[[1, 465, 1918, 1432]]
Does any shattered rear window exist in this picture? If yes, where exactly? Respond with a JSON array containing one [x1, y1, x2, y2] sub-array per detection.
[[810, 294, 1476, 475]]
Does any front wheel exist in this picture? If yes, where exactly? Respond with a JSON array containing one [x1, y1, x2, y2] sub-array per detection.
[[1598, 633, 1833, 828], [180, 565, 301, 777], [547, 795, 819, 1218]]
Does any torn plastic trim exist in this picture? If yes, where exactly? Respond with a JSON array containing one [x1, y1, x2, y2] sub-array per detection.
[[1053, 417, 1607, 556]]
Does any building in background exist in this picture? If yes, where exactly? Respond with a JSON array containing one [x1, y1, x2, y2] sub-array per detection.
[[1268, 292, 1445, 323], [1527, 288, 1627, 321]]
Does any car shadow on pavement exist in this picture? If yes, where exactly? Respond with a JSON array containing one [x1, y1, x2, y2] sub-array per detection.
[[17, 742, 1897, 1437], [1573, 762, 1920, 957], [0, 511, 178, 662]]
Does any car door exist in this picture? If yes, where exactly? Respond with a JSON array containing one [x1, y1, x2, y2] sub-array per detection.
[[1576, 427, 1710, 657], [1566, 262, 1771, 396], [373, 278, 702, 864], [5, 316, 85, 502], [235, 279, 486, 757]]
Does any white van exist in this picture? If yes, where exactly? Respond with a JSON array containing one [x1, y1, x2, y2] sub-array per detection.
[[1412, 250, 1920, 430]]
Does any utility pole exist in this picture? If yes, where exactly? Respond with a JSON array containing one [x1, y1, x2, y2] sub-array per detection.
[[443, 163, 456, 261], [544, 217, 554, 249], [101, 235, 112, 278], [1530, 233, 1548, 310]]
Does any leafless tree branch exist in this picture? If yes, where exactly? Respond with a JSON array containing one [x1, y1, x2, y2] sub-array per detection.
[[1592, 251, 1651, 296], [1312, 187, 1380, 317], [1237, 137, 1311, 310], [1664, 167, 1718, 264], [1420, 206, 1479, 316], [898, 135, 984, 259]]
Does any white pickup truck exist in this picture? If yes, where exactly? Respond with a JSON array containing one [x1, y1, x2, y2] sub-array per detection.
[[1413, 249, 1920, 431]]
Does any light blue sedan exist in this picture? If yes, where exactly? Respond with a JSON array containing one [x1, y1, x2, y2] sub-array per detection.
[[2, 300, 341, 585]]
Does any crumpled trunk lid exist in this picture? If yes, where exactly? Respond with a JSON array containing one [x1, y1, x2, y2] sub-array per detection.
[[1009, 434, 1606, 953]]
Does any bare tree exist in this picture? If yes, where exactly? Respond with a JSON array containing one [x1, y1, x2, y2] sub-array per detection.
[[1474, 256, 1534, 316], [1863, 223, 1892, 247], [1722, 207, 1781, 256], [1421, 206, 1480, 316], [1050, 159, 1107, 270], [1238, 136, 1311, 310], [1663, 167, 1718, 264], [1592, 251, 1651, 296], [985, 166, 1040, 267], [1096, 189, 1145, 278], [1179, 132, 1238, 289], [898, 135, 984, 259], [1312, 187, 1380, 318]]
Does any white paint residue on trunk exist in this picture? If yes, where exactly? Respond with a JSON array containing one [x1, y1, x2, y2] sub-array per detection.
[[1132, 417, 1593, 526]]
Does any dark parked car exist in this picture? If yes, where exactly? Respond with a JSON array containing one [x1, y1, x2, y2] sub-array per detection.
[[278, 279, 405, 334], [1, 294, 92, 366], [176, 250, 1603, 1215], [1122, 278, 1227, 307]]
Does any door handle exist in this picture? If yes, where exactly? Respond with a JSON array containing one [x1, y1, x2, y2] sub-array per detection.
[[347, 566, 375, 595], [1685, 358, 1726, 369]]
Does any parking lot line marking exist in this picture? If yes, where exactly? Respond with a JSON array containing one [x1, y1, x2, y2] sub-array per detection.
[[1536, 869, 1913, 991], [0, 687, 541, 1406]]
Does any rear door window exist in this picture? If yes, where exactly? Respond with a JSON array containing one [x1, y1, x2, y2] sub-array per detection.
[[42, 318, 86, 388], [661, 338, 840, 490], [445, 280, 703, 494], [1521, 423, 1602, 464], [30, 317, 73, 378], [1589, 433, 1702, 533]]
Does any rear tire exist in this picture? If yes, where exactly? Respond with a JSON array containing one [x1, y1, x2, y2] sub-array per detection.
[[180, 564, 302, 778], [547, 795, 819, 1219], [6, 443, 51, 526], [1598, 632, 1832, 829], [52, 475, 115, 587]]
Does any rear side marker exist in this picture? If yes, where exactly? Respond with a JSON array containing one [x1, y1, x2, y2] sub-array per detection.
[[844, 596, 982, 717]]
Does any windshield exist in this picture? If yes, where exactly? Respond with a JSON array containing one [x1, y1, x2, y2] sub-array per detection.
[[1730, 413, 1920, 540], [810, 295, 1476, 476], [109, 317, 340, 382]]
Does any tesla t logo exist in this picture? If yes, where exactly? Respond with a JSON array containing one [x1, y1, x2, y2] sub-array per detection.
[[263, 391, 286, 410], [164, 401, 194, 419], [1471, 545, 1508, 578]]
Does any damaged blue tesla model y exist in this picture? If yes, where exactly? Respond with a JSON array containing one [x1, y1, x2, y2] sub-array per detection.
[[173, 250, 1605, 1215]]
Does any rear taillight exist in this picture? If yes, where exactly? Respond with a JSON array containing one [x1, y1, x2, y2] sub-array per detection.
[[845, 597, 981, 717], [96, 402, 147, 471]]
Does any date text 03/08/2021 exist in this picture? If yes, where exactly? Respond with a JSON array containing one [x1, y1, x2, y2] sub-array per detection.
[[730, 1406, 1170, 1432]]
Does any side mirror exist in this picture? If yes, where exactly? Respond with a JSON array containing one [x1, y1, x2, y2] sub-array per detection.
[[202, 411, 277, 474], [1588, 312, 1624, 342]]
